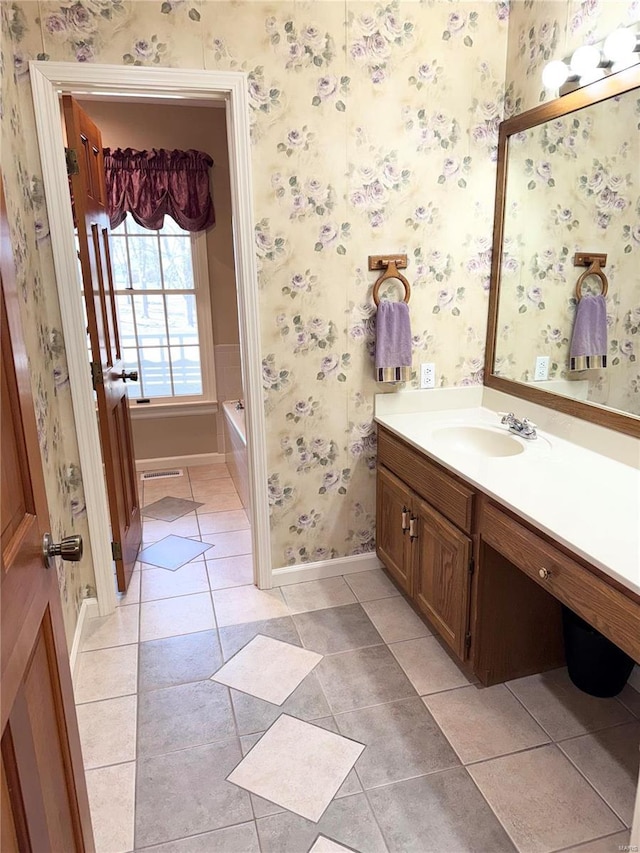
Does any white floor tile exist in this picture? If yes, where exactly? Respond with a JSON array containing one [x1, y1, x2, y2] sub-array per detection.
[[142, 513, 200, 543], [212, 635, 322, 704], [213, 586, 290, 627], [116, 571, 141, 607], [76, 695, 137, 769], [390, 636, 472, 695], [199, 529, 253, 558], [344, 569, 401, 602], [75, 644, 138, 704], [310, 837, 355, 853], [140, 593, 215, 641], [228, 715, 364, 822], [86, 761, 135, 853], [206, 555, 254, 590], [198, 509, 250, 534], [281, 577, 356, 614], [82, 604, 139, 651], [141, 562, 209, 602]]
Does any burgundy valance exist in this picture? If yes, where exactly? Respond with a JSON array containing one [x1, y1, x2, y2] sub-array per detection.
[[103, 148, 215, 232]]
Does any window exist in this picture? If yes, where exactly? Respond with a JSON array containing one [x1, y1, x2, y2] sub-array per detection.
[[110, 217, 214, 406]]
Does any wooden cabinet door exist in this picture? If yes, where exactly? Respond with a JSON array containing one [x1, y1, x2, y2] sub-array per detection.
[[1, 180, 94, 850], [413, 498, 472, 660], [62, 95, 141, 592], [376, 465, 413, 594]]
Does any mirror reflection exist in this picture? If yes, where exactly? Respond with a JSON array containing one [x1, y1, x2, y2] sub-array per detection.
[[493, 85, 640, 418]]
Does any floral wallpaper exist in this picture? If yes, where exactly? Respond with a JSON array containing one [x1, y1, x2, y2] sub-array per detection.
[[495, 94, 640, 415], [1, 3, 95, 650], [2, 0, 636, 641]]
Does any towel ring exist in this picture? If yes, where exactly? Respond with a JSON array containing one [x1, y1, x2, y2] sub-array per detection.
[[575, 259, 608, 300], [372, 260, 411, 307]]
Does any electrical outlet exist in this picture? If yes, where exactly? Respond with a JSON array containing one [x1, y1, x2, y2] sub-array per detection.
[[420, 362, 436, 389], [534, 356, 550, 381]]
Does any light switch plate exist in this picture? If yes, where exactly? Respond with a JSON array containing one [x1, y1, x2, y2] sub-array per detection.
[[420, 363, 436, 389], [534, 356, 550, 381]]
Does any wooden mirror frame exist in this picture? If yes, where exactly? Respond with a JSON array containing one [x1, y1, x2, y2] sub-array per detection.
[[484, 65, 640, 438]]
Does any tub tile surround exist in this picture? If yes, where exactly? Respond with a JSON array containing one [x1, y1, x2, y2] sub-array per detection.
[[76, 463, 639, 852]]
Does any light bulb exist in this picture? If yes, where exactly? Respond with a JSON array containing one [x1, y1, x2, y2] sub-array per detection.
[[579, 67, 605, 85], [570, 45, 601, 75], [542, 60, 570, 89], [612, 54, 640, 74], [603, 28, 637, 62]]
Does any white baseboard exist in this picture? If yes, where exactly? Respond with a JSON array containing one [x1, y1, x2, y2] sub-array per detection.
[[70, 597, 99, 684], [271, 552, 383, 587], [135, 452, 225, 472]]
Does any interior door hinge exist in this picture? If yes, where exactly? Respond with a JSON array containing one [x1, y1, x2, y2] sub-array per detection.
[[65, 147, 79, 176], [468, 557, 475, 575], [111, 541, 122, 561], [465, 631, 472, 649], [90, 361, 104, 389]]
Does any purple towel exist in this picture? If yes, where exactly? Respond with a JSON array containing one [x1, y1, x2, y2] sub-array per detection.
[[569, 294, 608, 371], [375, 301, 412, 383]]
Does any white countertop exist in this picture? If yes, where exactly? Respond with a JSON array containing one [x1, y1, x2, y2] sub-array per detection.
[[375, 401, 640, 597]]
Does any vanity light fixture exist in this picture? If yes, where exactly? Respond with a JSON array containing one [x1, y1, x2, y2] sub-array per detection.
[[542, 23, 639, 95]]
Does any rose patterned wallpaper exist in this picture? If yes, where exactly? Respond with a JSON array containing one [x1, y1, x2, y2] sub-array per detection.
[[2, 0, 637, 642], [495, 93, 640, 415]]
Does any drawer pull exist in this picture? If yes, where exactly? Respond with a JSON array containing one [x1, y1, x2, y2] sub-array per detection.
[[402, 507, 409, 532], [539, 567, 551, 580], [409, 517, 418, 540]]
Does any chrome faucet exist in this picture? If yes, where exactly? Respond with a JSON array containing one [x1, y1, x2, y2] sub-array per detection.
[[500, 412, 537, 440]]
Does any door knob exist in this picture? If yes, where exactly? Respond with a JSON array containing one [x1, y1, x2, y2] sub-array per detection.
[[42, 533, 83, 570], [120, 370, 138, 382]]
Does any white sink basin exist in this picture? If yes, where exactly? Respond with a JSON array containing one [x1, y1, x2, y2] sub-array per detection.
[[431, 425, 525, 458]]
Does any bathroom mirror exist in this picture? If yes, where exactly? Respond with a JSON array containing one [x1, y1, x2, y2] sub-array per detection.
[[485, 65, 640, 438]]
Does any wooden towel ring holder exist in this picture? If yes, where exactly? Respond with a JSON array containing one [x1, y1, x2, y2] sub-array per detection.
[[372, 260, 411, 307], [574, 252, 608, 299]]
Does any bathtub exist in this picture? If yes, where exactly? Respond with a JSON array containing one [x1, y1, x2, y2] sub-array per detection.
[[222, 400, 249, 511]]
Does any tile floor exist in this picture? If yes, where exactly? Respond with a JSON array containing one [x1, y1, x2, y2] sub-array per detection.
[[74, 463, 639, 853]]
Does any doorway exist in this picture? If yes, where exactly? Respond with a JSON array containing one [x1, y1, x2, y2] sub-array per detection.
[[30, 62, 271, 616]]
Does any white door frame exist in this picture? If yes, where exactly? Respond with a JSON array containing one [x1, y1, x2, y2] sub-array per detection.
[[30, 62, 271, 615]]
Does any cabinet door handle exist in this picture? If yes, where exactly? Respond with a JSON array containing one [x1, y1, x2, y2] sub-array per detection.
[[538, 567, 551, 580], [409, 516, 418, 540], [401, 507, 409, 532]]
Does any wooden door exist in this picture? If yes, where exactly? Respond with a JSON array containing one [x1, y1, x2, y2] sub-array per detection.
[[1, 179, 94, 851], [413, 498, 472, 660], [63, 95, 141, 592], [376, 465, 413, 594]]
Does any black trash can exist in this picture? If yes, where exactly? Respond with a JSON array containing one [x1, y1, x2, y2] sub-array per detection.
[[562, 606, 634, 698]]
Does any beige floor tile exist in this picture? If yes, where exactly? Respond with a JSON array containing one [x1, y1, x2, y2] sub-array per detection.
[[200, 529, 252, 558], [212, 635, 322, 705], [469, 745, 624, 853], [228, 715, 364, 822], [140, 593, 216, 641], [563, 830, 631, 852], [82, 604, 139, 651], [213, 586, 290, 627], [191, 478, 239, 500], [86, 761, 135, 853], [507, 668, 634, 740], [618, 684, 640, 717], [143, 479, 193, 501], [141, 562, 209, 602], [76, 695, 137, 769], [207, 555, 254, 589], [282, 577, 357, 615], [75, 644, 138, 704], [362, 597, 432, 644], [141, 513, 200, 543], [390, 636, 472, 696], [197, 509, 250, 534], [188, 463, 230, 481], [197, 493, 244, 514], [559, 722, 640, 825], [344, 569, 401, 602], [116, 570, 140, 607], [424, 684, 550, 763]]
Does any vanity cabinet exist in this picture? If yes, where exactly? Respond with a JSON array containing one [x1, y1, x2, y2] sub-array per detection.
[[376, 423, 640, 685], [376, 427, 474, 662]]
